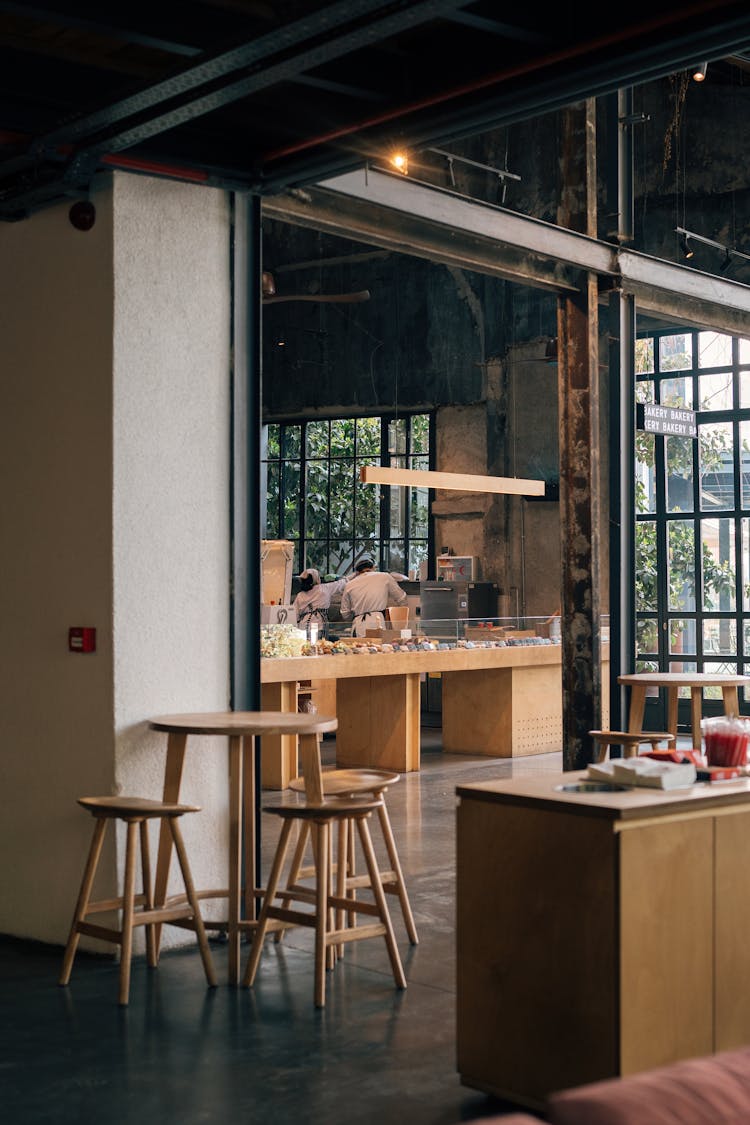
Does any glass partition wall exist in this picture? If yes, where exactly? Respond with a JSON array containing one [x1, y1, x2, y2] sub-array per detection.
[[635, 329, 750, 725]]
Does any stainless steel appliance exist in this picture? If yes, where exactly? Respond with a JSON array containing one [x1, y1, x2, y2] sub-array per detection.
[[419, 580, 499, 625]]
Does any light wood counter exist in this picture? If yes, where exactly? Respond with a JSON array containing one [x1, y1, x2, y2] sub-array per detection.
[[260, 644, 609, 787], [456, 771, 750, 1108]]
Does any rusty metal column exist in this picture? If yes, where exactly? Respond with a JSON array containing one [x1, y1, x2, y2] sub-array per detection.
[[557, 100, 601, 771]]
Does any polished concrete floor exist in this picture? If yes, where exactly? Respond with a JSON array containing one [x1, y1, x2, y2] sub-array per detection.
[[1, 731, 564, 1125]]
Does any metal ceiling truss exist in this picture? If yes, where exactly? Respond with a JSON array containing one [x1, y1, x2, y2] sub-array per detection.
[[0, 0, 473, 219]]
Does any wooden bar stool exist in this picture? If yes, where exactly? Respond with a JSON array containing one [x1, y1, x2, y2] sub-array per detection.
[[589, 729, 676, 763], [59, 796, 217, 1006], [281, 768, 418, 947], [242, 734, 407, 1008]]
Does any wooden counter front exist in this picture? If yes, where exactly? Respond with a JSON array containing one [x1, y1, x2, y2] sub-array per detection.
[[456, 772, 750, 1108], [260, 645, 608, 787]]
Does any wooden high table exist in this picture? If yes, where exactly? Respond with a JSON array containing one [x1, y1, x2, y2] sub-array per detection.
[[618, 671, 750, 748], [148, 710, 337, 984]]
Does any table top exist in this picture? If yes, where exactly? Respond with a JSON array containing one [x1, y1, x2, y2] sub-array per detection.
[[618, 672, 750, 687], [457, 769, 750, 821], [149, 710, 338, 736]]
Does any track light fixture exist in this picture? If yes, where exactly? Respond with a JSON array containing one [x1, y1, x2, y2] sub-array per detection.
[[675, 226, 750, 270], [692, 61, 708, 82]]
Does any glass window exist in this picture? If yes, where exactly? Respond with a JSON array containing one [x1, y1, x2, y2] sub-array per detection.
[[659, 333, 693, 371], [264, 413, 431, 578], [699, 371, 733, 411], [698, 332, 733, 368]]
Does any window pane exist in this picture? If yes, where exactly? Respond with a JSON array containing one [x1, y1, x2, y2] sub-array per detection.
[[283, 425, 301, 458], [740, 337, 750, 364], [409, 541, 428, 575], [356, 417, 381, 456], [703, 618, 737, 656], [329, 540, 354, 575], [305, 541, 329, 575], [635, 521, 658, 612], [355, 462, 380, 538], [306, 420, 329, 457], [387, 540, 406, 574], [659, 333, 692, 371], [635, 432, 656, 514], [266, 424, 280, 459], [698, 331, 733, 368], [660, 375, 693, 407], [283, 462, 301, 533], [635, 339, 654, 375], [701, 517, 736, 611], [666, 435, 693, 513], [390, 485, 406, 537], [699, 422, 734, 511], [740, 370, 750, 409], [699, 371, 733, 411], [330, 418, 355, 457], [743, 519, 750, 611], [668, 520, 695, 611], [636, 618, 658, 653], [266, 461, 280, 538], [704, 661, 739, 696], [636, 379, 654, 404], [410, 486, 429, 538], [410, 414, 430, 454], [669, 619, 696, 655], [740, 424, 750, 508], [305, 461, 329, 538], [388, 418, 407, 456], [328, 460, 353, 538]]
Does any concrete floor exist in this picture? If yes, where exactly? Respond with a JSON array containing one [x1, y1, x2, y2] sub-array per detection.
[[1, 731, 564, 1125]]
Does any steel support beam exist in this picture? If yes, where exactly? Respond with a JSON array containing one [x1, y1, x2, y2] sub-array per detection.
[[607, 289, 637, 733], [558, 99, 601, 772], [297, 167, 750, 333]]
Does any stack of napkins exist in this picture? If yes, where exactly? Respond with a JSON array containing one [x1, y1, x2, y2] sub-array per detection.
[[588, 758, 697, 789]]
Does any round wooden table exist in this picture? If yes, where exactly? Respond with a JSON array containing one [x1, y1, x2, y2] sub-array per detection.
[[149, 710, 337, 983], [618, 672, 750, 749]]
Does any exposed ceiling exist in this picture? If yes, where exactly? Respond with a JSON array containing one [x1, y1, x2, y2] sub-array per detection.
[[1, 0, 750, 221]]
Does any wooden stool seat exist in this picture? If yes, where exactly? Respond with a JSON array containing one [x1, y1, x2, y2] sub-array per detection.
[[286, 767, 418, 945], [243, 735, 408, 1008], [59, 796, 217, 1005], [590, 729, 676, 763]]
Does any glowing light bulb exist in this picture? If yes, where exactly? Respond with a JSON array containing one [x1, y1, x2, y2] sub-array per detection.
[[390, 151, 409, 174]]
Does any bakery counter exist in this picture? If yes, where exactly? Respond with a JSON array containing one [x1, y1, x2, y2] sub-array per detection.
[[259, 644, 609, 788]]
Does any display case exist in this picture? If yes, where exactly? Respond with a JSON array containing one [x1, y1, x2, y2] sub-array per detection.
[[436, 554, 480, 581]]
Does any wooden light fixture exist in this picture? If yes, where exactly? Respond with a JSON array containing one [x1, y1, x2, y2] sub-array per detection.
[[359, 465, 545, 496]]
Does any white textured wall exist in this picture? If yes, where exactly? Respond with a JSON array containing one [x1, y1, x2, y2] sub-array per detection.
[[0, 190, 117, 942], [0, 173, 232, 947], [112, 174, 231, 934]]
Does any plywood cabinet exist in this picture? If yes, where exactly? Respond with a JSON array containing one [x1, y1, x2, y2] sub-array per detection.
[[456, 775, 750, 1109]]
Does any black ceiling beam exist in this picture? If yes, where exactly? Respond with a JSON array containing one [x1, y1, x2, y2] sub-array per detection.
[[254, 3, 750, 194], [0, 0, 473, 216]]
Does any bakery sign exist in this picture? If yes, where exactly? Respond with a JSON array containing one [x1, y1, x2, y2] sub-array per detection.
[[637, 403, 697, 438]]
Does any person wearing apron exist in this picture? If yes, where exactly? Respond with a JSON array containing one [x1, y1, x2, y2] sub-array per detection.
[[293, 568, 347, 634], [339, 558, 408, 637]]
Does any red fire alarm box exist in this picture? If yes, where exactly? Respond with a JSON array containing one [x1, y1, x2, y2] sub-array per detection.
[[69, 627, 96, 653]]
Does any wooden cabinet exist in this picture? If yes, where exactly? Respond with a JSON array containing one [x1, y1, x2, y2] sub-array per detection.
[[456, 775, 750, 1109]]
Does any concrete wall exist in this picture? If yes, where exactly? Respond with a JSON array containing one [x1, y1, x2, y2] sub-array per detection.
[[0, 173, 232, 946]]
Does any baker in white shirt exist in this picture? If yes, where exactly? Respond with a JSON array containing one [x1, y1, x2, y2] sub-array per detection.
[[339, 558, 407, 637], [292, 568, 347, 631]]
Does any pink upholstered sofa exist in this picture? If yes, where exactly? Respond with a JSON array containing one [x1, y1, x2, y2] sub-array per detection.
[[479, 1044, 750, 1124]]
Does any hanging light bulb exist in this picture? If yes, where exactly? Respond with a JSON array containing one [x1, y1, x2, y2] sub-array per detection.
[[692, 62, 708, 82], [681, 233, 695, 260], [389, 150, 409, 175]]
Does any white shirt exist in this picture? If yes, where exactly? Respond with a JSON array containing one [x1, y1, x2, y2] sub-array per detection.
[[340, 570, 407, 622], [293, 578, 347, 624]]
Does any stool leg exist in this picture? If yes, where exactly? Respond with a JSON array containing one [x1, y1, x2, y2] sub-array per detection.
[[355, 816, 406, 991], [334, 817, 348, 961], [139, 820, 157, 968], [59, 817, 108, 986], [119, 820, 139, 1006], [595, 741, 608, 764], [275, 822, 311, 944], [169, 817, 217, 988], [242, 818, 295, 988], [313, 820, 330, 1008], [377, 801, 419, 945], [346, 816, 357, 929]]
